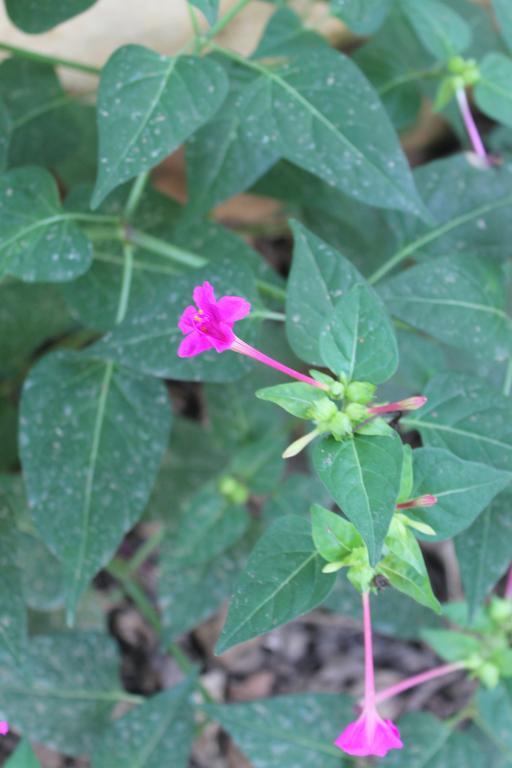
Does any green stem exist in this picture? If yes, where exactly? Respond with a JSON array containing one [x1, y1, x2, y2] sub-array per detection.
[[124, 171, 150, 220], [255, 279, 286, 303], [503, 357, 512, 397], [126, 528, 165, 575], [126, 228, 206, 268], [187, 2, 202, 53], [203, 0, 253, 43], [251, 309, 286, 322], [115, 244, 134, 324], [378, 66, 443, 96], [0, 42, 101, 75]]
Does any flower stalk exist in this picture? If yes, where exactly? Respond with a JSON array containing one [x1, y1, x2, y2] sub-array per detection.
[[455, 88, 488, 162], [373, 662, 465, 705]]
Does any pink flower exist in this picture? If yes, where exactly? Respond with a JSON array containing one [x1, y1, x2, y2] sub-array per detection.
[[178, 281, 251, 357], [0, 722, 9, 736], [335, 707, 403, 757], [335, 592, 403, 759], [177, 282, 327, 389], [368, 396, 427, 415]]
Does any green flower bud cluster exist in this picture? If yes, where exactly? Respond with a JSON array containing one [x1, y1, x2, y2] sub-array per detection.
[[434, 56, 481, 110], [219, 475, 250, 505], [308, 378, 375, 442]]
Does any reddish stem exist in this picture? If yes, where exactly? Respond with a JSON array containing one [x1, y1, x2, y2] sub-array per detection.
[[362, 592, 376, 707], [505, 564, 512, 599], [373, 662, 465, 705], [456, 88, 488, 161]]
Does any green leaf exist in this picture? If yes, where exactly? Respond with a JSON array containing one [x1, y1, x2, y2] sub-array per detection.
[[262, 473, 332, 524], [286, 222, 363, 365], [93, 260, 259, 382], [0, 98, 10, 171], [216, 515, 335, 652], [19, 350, 171, 618], [256, 382, 326, 419], [475, 53, 512, 128], [378, 518, 441, 612], [311, 504, 363, 562], [0, 493, 27, 664], [227, 433, 286, 494], [319, 282, 398, 383], [5, 739, 41, 768], [167, 485, 249, 565], [409, 447, 511, 539], [402, 374, 512, 472], [219, 45, 424, 216], [145, 417, 227, 521], [477, 683, 512, 757], [206, 693, 353, 767], [0, 400, 18, 470], [92, 678, 196, 768], [492, 0, 512, 51], [253, 7, 329, 58], [91, 46, 228, 206], [159, 536, 249, 642], [421, 628, 481, 662], [0, 632, 127, 756], [0, 281, 72, 377], [455, 488, 512, 616], [399, 0, 471, 60], [313, 431, 403, 565], [189, 0, 219, 24], [0, 59, 80, 168], [330, 0, 394, 34], [5, 0, 98, 32], [379, 253, 511, 360], [0, 167, 92, 282]]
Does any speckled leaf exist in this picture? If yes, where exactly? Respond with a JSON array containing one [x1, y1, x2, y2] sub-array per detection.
[[0, 167, 91, 282], [215, 45, 424, 216], [399, 0, 471, 60], [379, 254, 511, 360], [92, 679, 196, 768], [313, 431, 403, 565], [0, 98, 11, 171], [206, 694, 353, 768], [286, 222, 363, 365], [0, 281, 72, 377], [477, 683, 512, 759], [0, 59, 80, 167], [492, 0, 512, 50], [216, 516, 335, 653], [5, 739, 41, 768], [93, 260, 260, 382], [19, 350, 171, 619], [167, 485, 249, 565], [228, 433, 286, 494], [455, 488, 512, 615], [330, 0, 394, 34], [145, 417, 227, 521], [262, 473, 332, 524], [408, 447, 511, 539], [319, 283, 398, 383], [253, 7, 329, 59], [189, 0, 219, 25], [384, 712, 508, 767], [371, 156, 512, 281], [402, 374, 512, 472], [92, 46, 228, 206], [159, 537, 249, 642], [475, 53, 512, 128], [0, 494, 27, 664], [5, 0, 97, 32], [0, 632, 127, 757]]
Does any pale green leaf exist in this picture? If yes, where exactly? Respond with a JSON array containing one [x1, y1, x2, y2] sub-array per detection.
[[5, 739, 41, 768], [311, 504, 363, 562], [475, 53, 512, 128], [0, 493, 27, 664], [190, 0, 219, 24], [330, 0, 394, 34], [399, 0, 471, 60]]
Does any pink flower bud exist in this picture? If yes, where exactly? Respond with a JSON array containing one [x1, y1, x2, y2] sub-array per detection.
[[0, 722, 9, 736], [368, 396, 427, 415], [397, 494, 438, 509]]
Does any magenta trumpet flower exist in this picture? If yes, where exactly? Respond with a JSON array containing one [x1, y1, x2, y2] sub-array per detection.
[[0, 722, 8, 736], [177, 281, 327, 389], [335, 592, 403, 758]]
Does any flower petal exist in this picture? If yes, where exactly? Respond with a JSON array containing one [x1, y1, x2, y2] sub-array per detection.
[[178, 305, 198, 334], [177, 331, 214, 358], [193, 281, 216, 311], [208, 322, 235, 352], [217, 296, 251, 323]]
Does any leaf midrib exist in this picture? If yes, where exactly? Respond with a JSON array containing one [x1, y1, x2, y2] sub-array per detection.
[[402, 418, 512, 452]]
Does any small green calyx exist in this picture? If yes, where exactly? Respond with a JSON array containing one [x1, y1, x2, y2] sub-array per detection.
[[345, 402, 370, 424], [219, 475, 249, 505], [345, 381, 376, 405], [447, 55, 480, 85], [488, 596, 512, 626]]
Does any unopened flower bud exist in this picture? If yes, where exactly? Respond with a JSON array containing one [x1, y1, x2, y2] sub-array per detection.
[[345, 403, 370, 423], [346, 381, 376, 405], [488, 597, 512, 624], [311, 398, 338, 423], [478, 662, 500, 689], [219, 476, 249, 505], [397, 494, 437, 510], [329, 412, 353, 441]]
